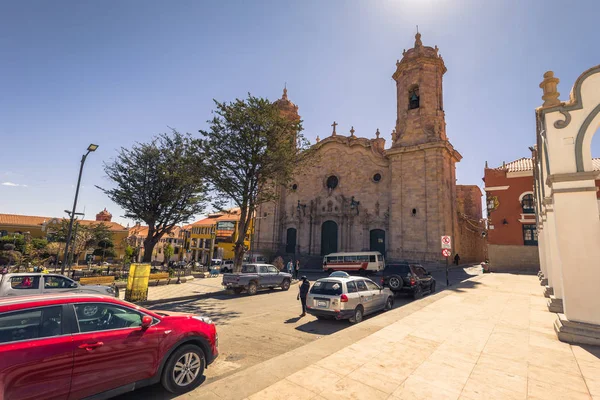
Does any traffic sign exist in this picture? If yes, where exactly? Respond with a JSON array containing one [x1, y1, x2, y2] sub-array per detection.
[[441, 235, 452, 249], [442, 248, 451, 257]]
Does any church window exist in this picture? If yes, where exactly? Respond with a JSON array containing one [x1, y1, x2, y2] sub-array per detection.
[[373, 173, 382, 183], [291, 183, 298, 191], [326, 175, 339, 190], [411, 208, 417, 216], [408, 86, 420, 110]]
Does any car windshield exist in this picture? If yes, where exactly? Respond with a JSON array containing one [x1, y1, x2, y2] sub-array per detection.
[[310, 280, 343, 295]]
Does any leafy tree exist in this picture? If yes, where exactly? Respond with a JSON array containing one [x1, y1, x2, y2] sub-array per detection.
[[195, 94, 312, 272], [99, 131, 207, 263], [163, 244, 174, 263], [49, 220, 113, 264], [124, 245, 135, 265], [93, 238, 115, 262], [0, 235, 25, 253]]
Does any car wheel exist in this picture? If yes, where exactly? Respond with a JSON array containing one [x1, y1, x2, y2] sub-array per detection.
[[388, 276, 403, 290], [413, 286, 423, 300], [349, 306, 364, 324], [281, 279, 291, 291], [161, 344, 205, 394], [233, 287, 243, 294], [384, 296, 394, 311], [430, 281, 436, 293], [247, 281, 258, 295]]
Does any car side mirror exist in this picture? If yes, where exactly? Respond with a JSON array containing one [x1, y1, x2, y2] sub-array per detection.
[[141, 316, 153, 330], [70, 282, 78, 288]]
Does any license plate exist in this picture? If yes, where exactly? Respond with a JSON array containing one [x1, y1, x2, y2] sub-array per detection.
[[317, 301, 327, 307]]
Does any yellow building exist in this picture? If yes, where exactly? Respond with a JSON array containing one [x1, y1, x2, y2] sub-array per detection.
[[0, 209, 129, 263], [186, 208, 253, 264]]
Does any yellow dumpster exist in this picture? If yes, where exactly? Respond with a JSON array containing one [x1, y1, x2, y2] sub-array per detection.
[[125, 263, 151, 302]]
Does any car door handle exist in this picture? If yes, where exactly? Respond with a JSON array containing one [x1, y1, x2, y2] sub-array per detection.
[[79, 342, 104, 350]]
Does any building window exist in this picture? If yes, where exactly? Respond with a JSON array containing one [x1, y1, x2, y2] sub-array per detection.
[[372, 173, 382, 183], [326, 175, 339, 190], [408, 85, 420, 110], [521, 194, 534, 214], [523, 224, 538, 246]]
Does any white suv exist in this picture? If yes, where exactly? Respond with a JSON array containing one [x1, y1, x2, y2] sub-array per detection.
[[306, 275, 394, 324]]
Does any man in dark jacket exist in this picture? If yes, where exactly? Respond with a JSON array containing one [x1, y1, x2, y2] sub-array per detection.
[[298, 276, 310, 317]]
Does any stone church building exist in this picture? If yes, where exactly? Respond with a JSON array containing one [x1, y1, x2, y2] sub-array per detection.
[[255, 33, 485, 264]]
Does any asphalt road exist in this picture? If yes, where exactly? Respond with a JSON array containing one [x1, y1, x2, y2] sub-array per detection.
[[114, 266, 480, 399]]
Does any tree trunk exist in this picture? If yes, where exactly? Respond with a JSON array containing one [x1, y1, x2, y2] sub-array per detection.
[[233, 243, 245, 273], [142, 237, 158, 263]]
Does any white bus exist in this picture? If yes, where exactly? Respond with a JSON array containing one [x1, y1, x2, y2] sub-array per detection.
[[322, 251, 385, 273]]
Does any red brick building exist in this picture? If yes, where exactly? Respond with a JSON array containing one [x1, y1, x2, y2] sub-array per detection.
[[484, 157, 600, 271]]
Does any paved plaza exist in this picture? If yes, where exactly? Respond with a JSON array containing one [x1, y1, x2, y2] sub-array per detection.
[[118, 276, 225, 303], [185, 273, 600, 400]]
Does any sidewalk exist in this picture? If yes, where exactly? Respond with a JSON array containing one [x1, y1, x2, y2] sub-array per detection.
[[118, 276, 225, 304], [189, 273, 600, 400]]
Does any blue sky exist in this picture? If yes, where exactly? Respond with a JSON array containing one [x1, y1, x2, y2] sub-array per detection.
[[1, 0, 598, 226]]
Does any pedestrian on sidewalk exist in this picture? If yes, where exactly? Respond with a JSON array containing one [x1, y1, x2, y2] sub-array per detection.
[[294, 260, 300, 279], [454, 253, 460, 266], [297, 276, 310, 317], [287, 259, 293, 275]]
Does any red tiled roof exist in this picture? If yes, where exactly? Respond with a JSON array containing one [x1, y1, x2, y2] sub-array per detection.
[[0, 213, 126, 231], [497, 157, 600, 173]]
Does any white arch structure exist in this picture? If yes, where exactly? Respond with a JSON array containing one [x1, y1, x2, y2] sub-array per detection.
[[534, 65, 600, 345]]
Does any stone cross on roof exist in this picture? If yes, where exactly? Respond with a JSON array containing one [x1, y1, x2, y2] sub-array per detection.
[[375, 128, 380, 138], [331, 121, 338, 136], [350, 126, 355, 137]]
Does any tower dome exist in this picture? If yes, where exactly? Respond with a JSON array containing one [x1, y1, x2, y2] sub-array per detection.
[[273, 86, 300, 122], [96, 208, 113, 222]]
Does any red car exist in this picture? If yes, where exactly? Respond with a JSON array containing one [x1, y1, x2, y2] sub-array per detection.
[[0, 293, 218, 400]]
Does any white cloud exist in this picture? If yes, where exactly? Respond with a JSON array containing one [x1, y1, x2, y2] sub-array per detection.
[[1, 182, 27, 187]]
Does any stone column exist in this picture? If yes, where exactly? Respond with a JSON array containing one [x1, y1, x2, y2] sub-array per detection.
[[543, 199, 564, 312], [550, 173, 600, 344]]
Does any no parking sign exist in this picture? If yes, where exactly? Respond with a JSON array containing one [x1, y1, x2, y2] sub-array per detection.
[[442, 248, 451, 257]]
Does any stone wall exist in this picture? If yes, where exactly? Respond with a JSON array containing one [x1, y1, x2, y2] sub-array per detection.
[[488, 244, 540, 272]]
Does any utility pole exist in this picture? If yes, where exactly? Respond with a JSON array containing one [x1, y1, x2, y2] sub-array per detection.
[[207, 225, 216, 269], [62, 144, 98, 274]]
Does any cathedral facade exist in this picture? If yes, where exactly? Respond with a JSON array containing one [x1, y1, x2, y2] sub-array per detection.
[[255, 34, 484, 263]]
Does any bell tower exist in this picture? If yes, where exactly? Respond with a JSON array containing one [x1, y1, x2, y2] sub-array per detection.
[[387, 33, 462, 262], [392, 32, 447, 147]]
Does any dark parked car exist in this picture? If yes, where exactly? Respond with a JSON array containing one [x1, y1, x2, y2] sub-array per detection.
[[381, 263, 436, 299]]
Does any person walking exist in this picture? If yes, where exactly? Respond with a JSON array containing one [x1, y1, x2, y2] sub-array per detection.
[[294, 260, 300, 279], [287, 259, 293, 275], [297, 276, 310, 317], [453, 253, 460, 266]]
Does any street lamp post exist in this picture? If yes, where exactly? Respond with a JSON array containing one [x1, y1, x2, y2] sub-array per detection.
[[62, 144, 98, 274]]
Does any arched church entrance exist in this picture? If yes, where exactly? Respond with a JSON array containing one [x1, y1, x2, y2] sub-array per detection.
[[285, 228, 297, 254], [321, 221, 338, 256], [370, 229, 386, 256]]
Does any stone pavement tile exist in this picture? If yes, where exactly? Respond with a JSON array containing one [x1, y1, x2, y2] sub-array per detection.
[[527, 378, 592, 400], [482, 333, 529, 362], [178, 389, 222, 400], [317, 376, 388, 400], [572, 345, 600, 364], [466, 363, 527, 394], [400, 334, 442, 352], [460, 378, 526, 400], [527, 364, 589, 393], [315, 346, 371, 376], [247, 378, 317, 400], [475, 353, 528, 378], [391, 375, 461, 400], [347, 358, 415, 395], [529, 330, 572, 354], [587, 377, 600, 397], [285, 365, 343, 395], [527, 345, 580, 376], [409, 359, 474, 394], [426, 347, 480, 369]]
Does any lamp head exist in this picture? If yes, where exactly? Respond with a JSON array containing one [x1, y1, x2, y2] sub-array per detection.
[[87, 144, 99, 152]]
